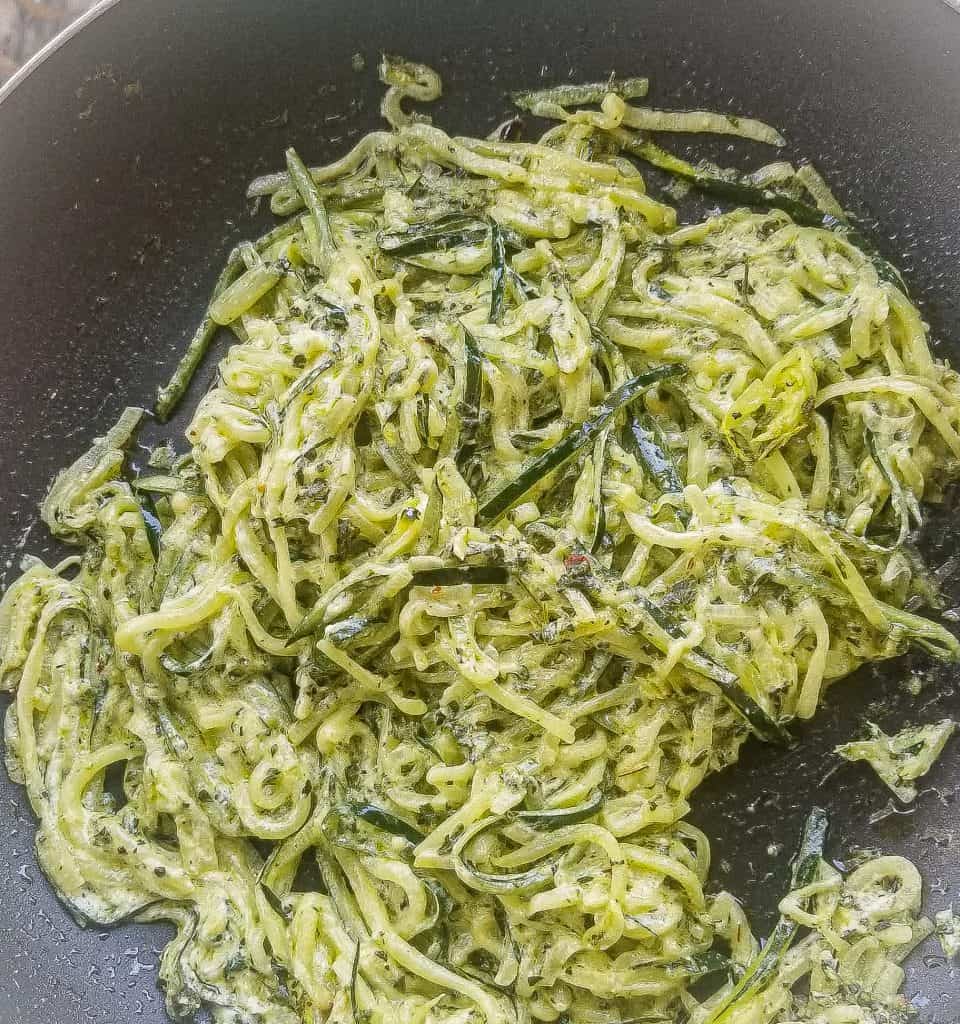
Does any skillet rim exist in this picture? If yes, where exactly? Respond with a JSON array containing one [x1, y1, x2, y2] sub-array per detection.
[[0, 0, 122, 106]]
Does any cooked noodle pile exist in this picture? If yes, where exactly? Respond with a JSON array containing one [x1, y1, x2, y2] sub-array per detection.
[[3, 59, 957, 1024]]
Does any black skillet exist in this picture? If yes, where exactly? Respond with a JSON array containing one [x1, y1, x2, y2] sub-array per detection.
[[1, 1, 959, 1021]]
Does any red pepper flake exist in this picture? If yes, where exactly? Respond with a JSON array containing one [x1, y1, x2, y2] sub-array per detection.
[[564, 553, 589, 570]]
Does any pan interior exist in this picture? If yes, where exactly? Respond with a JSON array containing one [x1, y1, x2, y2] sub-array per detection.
[[0, 1, 958, 1021]]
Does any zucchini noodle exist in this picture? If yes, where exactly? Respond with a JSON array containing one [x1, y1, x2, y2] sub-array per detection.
[[3, 61, 958, 1024], [836, 719, 956, 803]]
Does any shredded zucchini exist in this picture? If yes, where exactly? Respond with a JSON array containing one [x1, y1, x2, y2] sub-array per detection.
[[2, 62, 958, 1024], [935, 906, 960, 959], [836, 719, 956, 802]]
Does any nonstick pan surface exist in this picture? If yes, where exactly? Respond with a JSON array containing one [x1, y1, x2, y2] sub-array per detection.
[[1, 1, 959, 1021]]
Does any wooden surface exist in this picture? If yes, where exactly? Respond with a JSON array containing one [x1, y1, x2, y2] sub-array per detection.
[[0, 0, 97, 83]]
